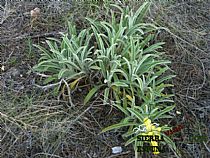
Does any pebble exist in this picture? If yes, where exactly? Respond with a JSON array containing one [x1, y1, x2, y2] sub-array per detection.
[[112, 146, 122, 154]]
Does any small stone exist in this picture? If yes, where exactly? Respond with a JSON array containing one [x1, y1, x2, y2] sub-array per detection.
[[112, 146, 122, 154], [31, 7, 41, 18], [176, 111, 181, 115], [1, 65, 5, 71]]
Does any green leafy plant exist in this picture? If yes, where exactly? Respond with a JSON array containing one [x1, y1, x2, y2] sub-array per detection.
[[101, 103, 180, 157], [85, 2, 179, 157], [33, 2, 179, 157], [84, 3, 175, 105], [33, 22, 95, 102], [34, 22, 94, 82]]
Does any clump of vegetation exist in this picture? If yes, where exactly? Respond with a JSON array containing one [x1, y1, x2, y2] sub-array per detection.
[[33, 2, 179, 157]]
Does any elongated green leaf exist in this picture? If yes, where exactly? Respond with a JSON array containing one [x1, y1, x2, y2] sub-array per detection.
[[126, 24, 144, 36], [47, 37, 61, 44], [122, 129, 136, 138], [156, 75, 176, 85], [100, 122, 138, 134], [139, 34, 154, 49], [84, 85, 103, 105], [113, 90, 129, 116], [66, 72, 84, 81], [152, 105, 175, 120], [161, 133, 181, 157], [58, 69, 71, 79], [135, 54, 158, 74], [60, 60, 81, 71], [143, 42, 165, 54], [125, 135, 138, 146], [104, 87, 110, 104], [111, 81, 128, 87], [127, 108, 144, 122], [113, 102, 130, 116], [134, 2, 151, 23], [154, 66, 170, 76], [111, 69, 129, 81], [137, 60, 171, 75], [33, 44, 53, 59], [90, 65, 101, 70], [110, 4, 123, 13]]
